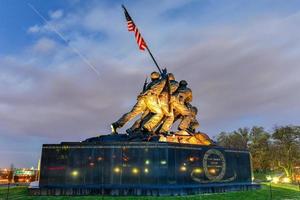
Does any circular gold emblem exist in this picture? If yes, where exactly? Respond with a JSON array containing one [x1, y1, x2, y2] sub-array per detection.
[[203, 149, 226, 181]]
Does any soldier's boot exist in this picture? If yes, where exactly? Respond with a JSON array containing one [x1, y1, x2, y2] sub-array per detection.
[[126, 121, 140, 134], [111, 122, 121, 134]]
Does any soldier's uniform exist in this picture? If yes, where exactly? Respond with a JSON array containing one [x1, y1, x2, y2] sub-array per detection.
[[127, 73, 178, 133], [187, 106, 199, 133], [157, 74, 179, 133], [160, 80, 193, 132], [126, 110, 151, 133], [112, 72, 166, 133], [141, 77, 167, 131], [159, 76, 179, 116]]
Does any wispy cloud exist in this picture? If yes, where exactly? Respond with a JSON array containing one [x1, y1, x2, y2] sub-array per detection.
[[27, 24, 40, 34], [49, 9, 64, 20], [32, 37, 57, 53]]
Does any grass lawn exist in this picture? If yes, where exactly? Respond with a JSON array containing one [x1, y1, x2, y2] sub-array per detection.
[[0, 183, 299, 200]]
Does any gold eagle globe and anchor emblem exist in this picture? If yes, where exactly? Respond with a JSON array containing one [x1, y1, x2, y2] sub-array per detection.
[[191, 149, 237, 183]]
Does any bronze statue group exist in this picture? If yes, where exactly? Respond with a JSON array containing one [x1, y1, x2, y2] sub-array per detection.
[[111, 70, 213, 145]]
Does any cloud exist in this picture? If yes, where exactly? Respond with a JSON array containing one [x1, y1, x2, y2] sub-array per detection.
[[2, 1, 300, 167], [27, 24, 40, 33], [49, 9, 64, 20], [32, 37, 57, 53], [0, 54, 145, 140]]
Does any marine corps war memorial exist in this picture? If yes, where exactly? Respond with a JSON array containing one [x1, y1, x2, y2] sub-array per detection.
[[30, 5, 260, 196]]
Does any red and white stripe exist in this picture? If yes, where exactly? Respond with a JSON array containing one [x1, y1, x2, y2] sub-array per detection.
[[127, 20, 147, 51], [134, 27, 147, 50], [127, 20, 135, 31]]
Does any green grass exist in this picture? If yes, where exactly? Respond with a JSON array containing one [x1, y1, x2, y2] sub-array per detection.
[[254, 172, 270, 181], [270, 183, 300, 191], [0, 184, 299, 200]]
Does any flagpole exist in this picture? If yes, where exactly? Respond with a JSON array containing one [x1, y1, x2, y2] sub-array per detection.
[[122, 5, 163, 75], [145, 46, 162, 74]]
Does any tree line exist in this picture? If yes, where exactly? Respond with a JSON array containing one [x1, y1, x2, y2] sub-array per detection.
[[216, 125, 300, 180]]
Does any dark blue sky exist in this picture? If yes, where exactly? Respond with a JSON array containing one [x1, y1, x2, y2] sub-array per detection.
[[1, 0, 300, 167]]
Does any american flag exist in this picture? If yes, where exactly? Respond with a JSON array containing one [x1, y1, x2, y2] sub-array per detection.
[[123, 6, 147, 51]]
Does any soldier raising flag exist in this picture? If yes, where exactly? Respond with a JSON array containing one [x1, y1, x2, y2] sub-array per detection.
[[111, 5, 213, 145]]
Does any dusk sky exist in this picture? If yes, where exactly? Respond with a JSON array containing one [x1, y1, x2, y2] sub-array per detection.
[[1, 0, 300, 168]]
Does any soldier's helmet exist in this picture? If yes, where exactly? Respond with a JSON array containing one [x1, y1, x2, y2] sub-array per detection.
[[191, 106, 198, 115], [150, 71, 160, 80], [179, 80, 188, 87], [168, 73, 175, 81]]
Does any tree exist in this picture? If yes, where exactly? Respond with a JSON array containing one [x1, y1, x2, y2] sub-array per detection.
[[216, 125, 300, 180], [217, 132, 231, 147], [248, 126, 271, 172], [217, 127, 250, 149], [233, 127, 250, 149], [271, 125, 300, 178]]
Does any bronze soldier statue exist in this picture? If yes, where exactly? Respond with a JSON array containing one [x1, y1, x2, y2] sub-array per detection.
[[111, 71, 166, 134], [186, 105, 200, 133], [141, 73, 169, 132], [156, 73, 179, 134], [111, 69, 204, 137], [160, 80, 194, 132], [127, 73, 179, 134]]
